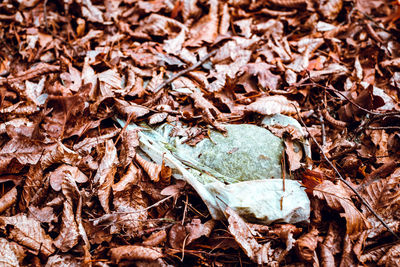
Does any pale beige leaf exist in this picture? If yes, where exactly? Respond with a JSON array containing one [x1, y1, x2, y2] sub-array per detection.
[[146, 72, 164, 93], [45, 255, 81, 267], [0, 187, 18, 214], [28, 206, 56, 225], [109, 245, 162, 264], [0, 214, 55, 256], [98, 69, 123, 91], [0, 238, 19, 267], [72, 129, 119, 154], [246, 95, 299, 115], [94, 140, 118, 213], [313, 180, 371, 236], [149, 112, 168, 125]]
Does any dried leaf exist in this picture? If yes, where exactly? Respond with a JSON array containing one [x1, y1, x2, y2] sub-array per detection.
[[313, 180, 371, 236], [49, 165, 88, 192], [295, 228, 319, 262], [0, 238, 20, 267], [135, 154, 162, 182], [185, 219, 216, 245], [109, 245, 163, 263], [0, 214, 55, 257], [94, 140, 118, 213], [225, 206, 272, 264], [142, 230, 167, 247], [246, 95, 299, 115], [0, 187, 18, 214]]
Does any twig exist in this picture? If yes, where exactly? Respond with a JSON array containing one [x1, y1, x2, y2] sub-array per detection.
[[293, 105, 400, 240], [154, 49, 218, 93], [367, 126, 400, 130]]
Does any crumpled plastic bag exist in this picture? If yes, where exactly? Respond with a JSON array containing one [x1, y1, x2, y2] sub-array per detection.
[[116, 114, 310, 224]]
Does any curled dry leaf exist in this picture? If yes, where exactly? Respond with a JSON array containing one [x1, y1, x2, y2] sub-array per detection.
[[94, 140, 118, 213], [168, 223, 187, 249], [53, 200, 79, 252], [295, 228, 319, 263], [0, 214, 55, 257], [142, 230, 167, 247], [109, 245, 163, 264], [135, 153, 171, 183], [225, 206, 271, 264], [114, 98, 150, 119], [245, 95, 299, 115], [41, 142, 81, 170], [313, 180, 371, 236], [0, 187, 18, 214]]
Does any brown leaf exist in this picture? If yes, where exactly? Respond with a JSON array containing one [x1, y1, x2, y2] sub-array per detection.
[[114, 98, 150, 119], [109, 245, 163, 263], [19, 164, 43, 212], [313, 180, 371, 236], [225, 206, 272, 264], [94, 140, 118, 213], [142, 230, 167, 247], [0, 214, 55, 257], [168, 224, 187, 249], [0, 187, 18, 214], [185, 219, 216, 245], [295, 228, 319, 263], [49, 164, 88, 192], [135, 153, 163, 182], [185, 0, 219, 47]]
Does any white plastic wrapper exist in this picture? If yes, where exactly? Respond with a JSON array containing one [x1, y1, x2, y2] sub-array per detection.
[[117, 114, 310, 224]]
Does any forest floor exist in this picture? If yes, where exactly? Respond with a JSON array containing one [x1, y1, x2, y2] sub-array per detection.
[[0, 0, 400, 266]]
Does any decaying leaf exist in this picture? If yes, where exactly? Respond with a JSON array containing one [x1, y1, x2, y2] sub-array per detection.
[[313, 180, 371, 236], [245, 95, 299, 115], [295, 228, 319, 263], [0, 214, 55, 257], [0, 238, 20, 267], [109, 245, 163, 263], [94, 140, 118, 213]]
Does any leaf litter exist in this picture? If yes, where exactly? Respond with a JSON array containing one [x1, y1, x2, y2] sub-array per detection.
[[0, 0, 400, 265]]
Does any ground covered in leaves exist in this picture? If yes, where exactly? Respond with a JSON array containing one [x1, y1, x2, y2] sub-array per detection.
[[1, 0, 400, 266]]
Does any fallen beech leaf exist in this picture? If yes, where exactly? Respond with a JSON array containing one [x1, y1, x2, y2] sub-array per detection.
[[185, 219, 216, 245], [135, 153, 162, 182], [109, 245, 163, 263], [0, 214, 55, 257], [313, 180, 371, 236], [295, 228, 319, 263], [225, 206, 272, 264], [0, 238, 19, 267], [142, 230, 167, 246], [168, 223, 187, 249], [49, 164, 88, 191], [246, 95, 299, 115], [0, 187, 17, 214], [19, 164, 43, 212], [94, 140, 118, 213]]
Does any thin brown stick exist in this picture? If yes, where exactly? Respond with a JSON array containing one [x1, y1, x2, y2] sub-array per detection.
[[293, 105, 400, 240], [154, 49, 218, 93]]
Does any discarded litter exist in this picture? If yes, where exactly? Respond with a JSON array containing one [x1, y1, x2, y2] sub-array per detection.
[[117, 114, 310, 224]]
